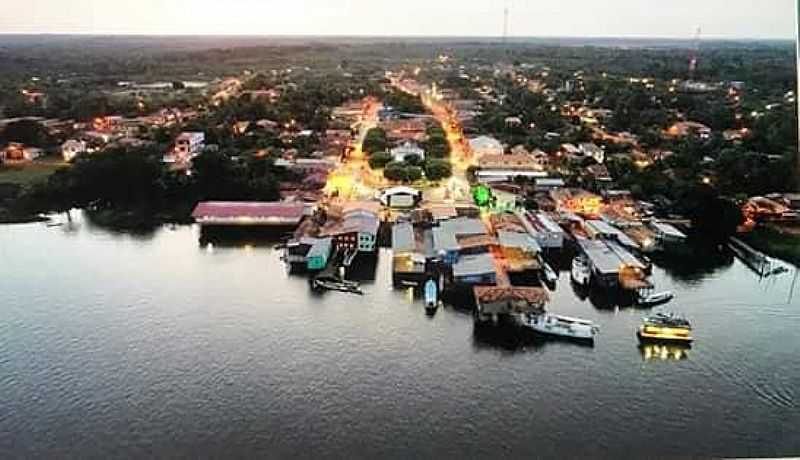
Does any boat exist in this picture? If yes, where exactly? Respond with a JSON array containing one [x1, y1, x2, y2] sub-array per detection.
[[637, 312, 693, 343], [311, 275, 363, 295], [570, 255, 591, 286], [424, 279, 438, 312], [541, 261, 558, 289], [637, 291, 674, 307], [522, 313, 599, 341]]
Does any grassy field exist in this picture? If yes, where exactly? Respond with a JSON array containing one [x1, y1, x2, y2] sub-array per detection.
[[741, 225, 800, 267], [0, 159, 66, 186]]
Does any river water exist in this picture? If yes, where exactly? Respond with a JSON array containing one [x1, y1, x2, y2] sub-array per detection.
[[1, 214, 798, 458]]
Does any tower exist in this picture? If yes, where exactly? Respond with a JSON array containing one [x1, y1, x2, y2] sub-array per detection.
[[688, 26, 701, 79], [503, 5, 509, 45]]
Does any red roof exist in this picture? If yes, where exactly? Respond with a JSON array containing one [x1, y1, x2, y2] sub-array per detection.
[[192, 201, 305, 220]]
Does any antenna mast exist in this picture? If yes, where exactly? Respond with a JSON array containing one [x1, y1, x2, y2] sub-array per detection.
[[688, 26, 701, 79], [503, 5, 509, 46]]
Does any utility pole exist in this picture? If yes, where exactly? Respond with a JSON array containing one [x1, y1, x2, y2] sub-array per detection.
[[796, 0, 800, 190], [503, 5, 509, 46]]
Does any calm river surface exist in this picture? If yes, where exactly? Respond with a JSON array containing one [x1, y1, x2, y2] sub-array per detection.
[[1, 214, 799, 458]]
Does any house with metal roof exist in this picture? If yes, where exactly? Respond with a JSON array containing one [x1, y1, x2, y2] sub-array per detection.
[[453, 253, 497, 285]]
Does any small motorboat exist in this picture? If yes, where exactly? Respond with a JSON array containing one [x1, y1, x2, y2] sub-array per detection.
[[424, 279, 439, 313], [523, 313, 599, 341], [311, 275, 363, 295], [637, 312, 693, 343], [638, 291, 674, 307], [541, 262, 558, 289], [570, 255, 590, 286]]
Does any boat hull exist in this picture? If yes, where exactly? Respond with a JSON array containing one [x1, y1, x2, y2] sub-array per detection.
[[637, 328, 693, 343]]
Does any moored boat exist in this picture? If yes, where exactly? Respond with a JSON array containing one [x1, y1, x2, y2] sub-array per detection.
[[637, 291, 674, 307], [424, 279, 438, 312], [637, 312, 693, 343], [523, 313, 599, 341], [571, 255, 591, 286], [541, 262, 558, 289]]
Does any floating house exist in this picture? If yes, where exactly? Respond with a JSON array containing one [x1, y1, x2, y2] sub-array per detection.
[[320, 207, 380, 253], [392, 221, 427, 286], [285, 237, 333, 271], [453, 253, 497, 285], [521, 211, 564, 249], [650, 222, 687, 244], [474, 286, 548, 323], [576, 237, 650, 289]]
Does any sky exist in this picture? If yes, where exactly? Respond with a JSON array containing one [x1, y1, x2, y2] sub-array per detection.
[[0, 0, 796, 39]]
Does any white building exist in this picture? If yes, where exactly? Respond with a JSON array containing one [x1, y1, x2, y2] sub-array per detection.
[[469, 136, 504, 158], [62, 139, 87, 162], [167, 132, 205, 163], [579, 143, 605, 164], [1, 143, 43, 162], [390, 142, 425, 163]]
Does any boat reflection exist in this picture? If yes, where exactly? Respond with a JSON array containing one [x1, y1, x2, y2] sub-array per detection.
[[638, 342, 691, 361]]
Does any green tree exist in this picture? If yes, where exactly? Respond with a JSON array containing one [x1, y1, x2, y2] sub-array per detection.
[[362, 127, 388, 156], [368, 152, 392, 169], [424, 159, 452, 181], [0, 119, 52, 147]]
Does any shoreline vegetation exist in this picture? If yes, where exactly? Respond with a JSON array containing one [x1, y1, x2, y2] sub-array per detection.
[[1, 38, 798, 262], [740, 225, 800, 267]]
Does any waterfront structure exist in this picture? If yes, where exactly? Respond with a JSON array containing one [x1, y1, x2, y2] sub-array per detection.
[[576, 237, 650, 289], [432, 217, 488, 265], [453, 253, 497, 285], [650, 222, 687, 243], [497, 231, 542, 272], [192, 201, 305, 227], [584, 219, 640, 250], [285, 237, 333, 271], [473, 286, 548, 323], [320, 208, 380, 253], [521, 211, 564, 249], [392, 221, 427, 287]]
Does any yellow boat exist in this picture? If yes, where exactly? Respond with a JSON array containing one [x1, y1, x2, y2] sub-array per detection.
[[637, 312, 693, 343]]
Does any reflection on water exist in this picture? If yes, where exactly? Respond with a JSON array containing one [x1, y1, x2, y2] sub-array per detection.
[[639, 343, 691, 361], [472, 321, 596, 352], [650, 239, 735, 285], [3, 216, 800, 458]]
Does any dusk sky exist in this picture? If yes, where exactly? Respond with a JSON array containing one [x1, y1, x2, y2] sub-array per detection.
[[0, 0, 796, 39]]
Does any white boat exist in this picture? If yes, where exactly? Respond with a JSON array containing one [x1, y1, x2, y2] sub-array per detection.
[[571, 256, 591, 286], [523, 313, 599, 341], [541, 261, 558, 287], [638, 291, 674, 306], [424, 279, 438, 312]]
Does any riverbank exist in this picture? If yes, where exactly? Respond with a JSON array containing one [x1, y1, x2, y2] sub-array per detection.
[[740, 225, 800, 267]]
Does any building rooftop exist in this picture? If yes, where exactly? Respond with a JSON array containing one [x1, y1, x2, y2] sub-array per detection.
[[497, 230, 541, 252], [453, 253, 496, 278], [192, 201, 305, 224], [651, 222, 687, 240], [392, 222, 416, 253], [440, 217, 487, 237]]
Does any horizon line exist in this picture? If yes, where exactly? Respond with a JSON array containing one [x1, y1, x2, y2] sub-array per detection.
[[0, 32, 793, 42]]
